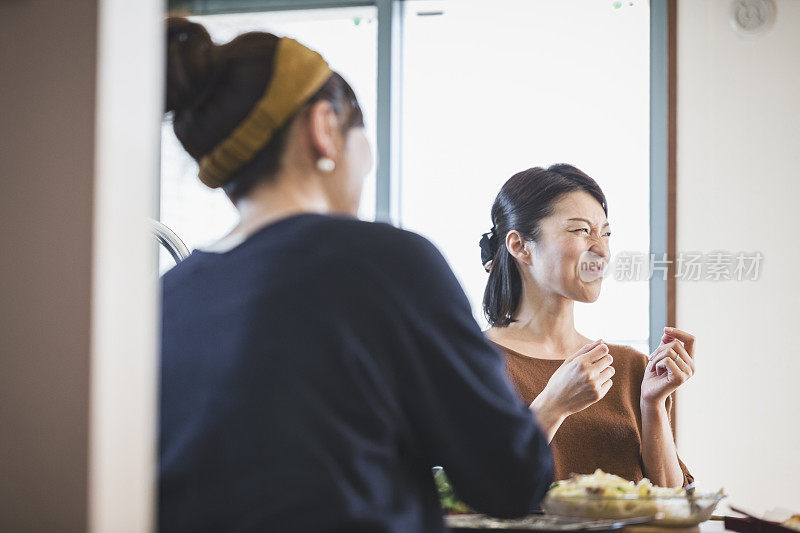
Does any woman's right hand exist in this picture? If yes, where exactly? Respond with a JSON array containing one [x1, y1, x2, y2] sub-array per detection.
[[530, 340, 614, 441], [545, 339, 614, 416]]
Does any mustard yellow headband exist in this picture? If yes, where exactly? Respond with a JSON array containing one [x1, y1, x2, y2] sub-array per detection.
[[198, 37, 332, 188]]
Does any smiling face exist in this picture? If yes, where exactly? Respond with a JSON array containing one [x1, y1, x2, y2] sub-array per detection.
[[515, 190, 611, 303]]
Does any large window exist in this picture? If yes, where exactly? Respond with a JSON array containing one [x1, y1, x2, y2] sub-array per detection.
[[160, 0, 652, 351]]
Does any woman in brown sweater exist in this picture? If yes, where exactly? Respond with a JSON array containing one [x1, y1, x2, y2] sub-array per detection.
[[479, 165, 694, 488]]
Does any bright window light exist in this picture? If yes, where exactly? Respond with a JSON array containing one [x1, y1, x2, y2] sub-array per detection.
[[400, 0, 650, 348]]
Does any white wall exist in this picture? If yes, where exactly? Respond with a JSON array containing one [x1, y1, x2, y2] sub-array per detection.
[[676, 0, 800, 514], [90, 0, 162, 531]]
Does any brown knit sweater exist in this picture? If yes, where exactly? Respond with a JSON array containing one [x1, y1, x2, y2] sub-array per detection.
[[496, 342, 694, 487]]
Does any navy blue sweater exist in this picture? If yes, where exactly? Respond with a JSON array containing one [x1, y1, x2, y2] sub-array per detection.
[[159, 214, 552, 532]]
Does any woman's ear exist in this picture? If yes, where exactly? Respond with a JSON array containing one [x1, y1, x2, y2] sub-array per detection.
[[307, 100, 340, 161], [506, 230, 533, 265]]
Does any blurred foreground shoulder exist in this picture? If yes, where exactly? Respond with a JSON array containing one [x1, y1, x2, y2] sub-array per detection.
[[330, 216, 444, 263], [323, 216, 454, 287]]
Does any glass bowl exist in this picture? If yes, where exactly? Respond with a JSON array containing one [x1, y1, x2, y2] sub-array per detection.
[[541, 491, 726, 527]]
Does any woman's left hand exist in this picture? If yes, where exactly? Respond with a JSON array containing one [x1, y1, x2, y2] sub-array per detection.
[[641, 327, 695, 407]]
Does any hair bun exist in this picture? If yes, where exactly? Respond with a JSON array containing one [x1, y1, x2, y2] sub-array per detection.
[[479, 227, 499, 272], [165, 17, 218, 114]]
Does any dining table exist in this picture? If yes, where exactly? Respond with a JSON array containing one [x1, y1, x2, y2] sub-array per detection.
[[624, 518, 727, 533], [448, 515, 733, 533]]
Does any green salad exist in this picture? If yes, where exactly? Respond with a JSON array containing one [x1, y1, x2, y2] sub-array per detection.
[[433, 467, 473, 515]]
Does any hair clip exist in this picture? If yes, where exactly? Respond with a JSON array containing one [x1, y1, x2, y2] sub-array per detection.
[[479, 227, 500, 271]]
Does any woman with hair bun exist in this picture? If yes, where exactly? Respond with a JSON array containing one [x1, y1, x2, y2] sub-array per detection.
[[159, 18, 552, 532], [480, 164, 696, 488]]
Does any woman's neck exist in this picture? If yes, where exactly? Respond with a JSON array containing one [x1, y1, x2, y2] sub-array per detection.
[[229, 170, 332, 239], [489, 280, 589, 358]]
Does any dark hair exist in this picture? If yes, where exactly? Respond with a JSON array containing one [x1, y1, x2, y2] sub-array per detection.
[[481, 164, 608, 327], [165, 17, 364, 201]]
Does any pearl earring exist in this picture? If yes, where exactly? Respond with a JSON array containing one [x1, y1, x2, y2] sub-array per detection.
[[316, 157, 335, 173]]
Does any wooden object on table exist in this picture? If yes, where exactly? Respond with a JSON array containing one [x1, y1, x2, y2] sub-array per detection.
[[624, 519, 725, 533]]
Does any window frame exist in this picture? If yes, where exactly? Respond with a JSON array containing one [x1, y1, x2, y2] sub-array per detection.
[[649, 0, 676, 354]]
